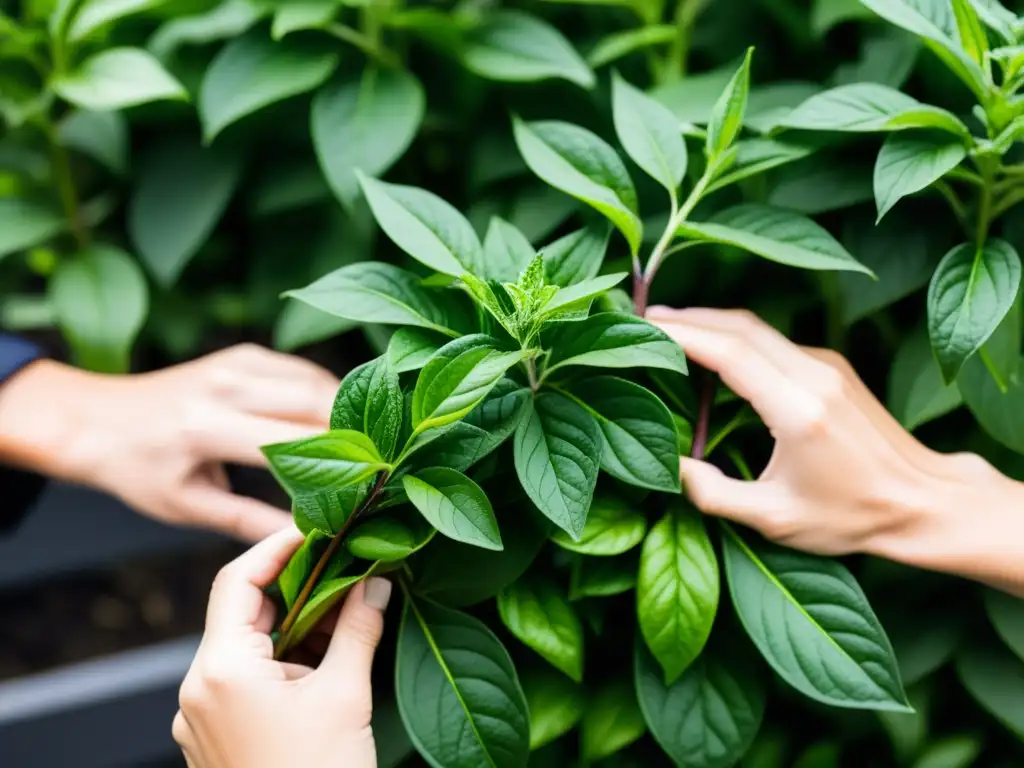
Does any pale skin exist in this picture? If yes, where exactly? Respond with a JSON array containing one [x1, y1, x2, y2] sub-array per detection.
[[0, 343, 339, 542]]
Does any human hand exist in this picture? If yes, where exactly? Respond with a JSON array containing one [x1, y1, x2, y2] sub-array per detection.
[[173, 526, 392, 768], [0, 344, 338, 541], [647, 307, 1024, 585]]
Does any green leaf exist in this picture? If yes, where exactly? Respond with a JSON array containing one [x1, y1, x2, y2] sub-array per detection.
[[0, 199, 64, 261], [67, 0, 165, 41], [345, 507, 435, 562], [512, 117, 642, 257], [586, 25, 677, 70], [705, 136, 822, 194], [127, 138, 242, 288], [278, 564, 372, 655], [884, 606, 964, 686], [889, 324, 963, 430], [262, 429, 387, 501], [775, 83, 970, 138], [958, 321, 1024, 454], [274, 301, 358, 352], [611, 71, 687, 193], [388, 328, 447, 373], [874, 131, 966, 222], [271, 0, 336, 39], [402, 467, 502, 550], [540, 273, 628, 320], [927, 239, 1022, 383], [461, 10, 594, 89], [498, 576, 584, 681], [540, 223, 611, 288], [198, 30, 338, 142], [635, 636, 767, 768], [312, 67, 424, 206], [912, 735, 982, 768], [514, 392, 602, 540], [482, 216, 536, 283], [411, 335, 528, 431], [965, 0, 1017, 43], [951, 0, 988, 67], [521, 666, 583, 750], [811, 0, 876, 36], [49, 244, 148, 373], [637, 501, 718, 684], [956, 641, 1024, 739], [397, 596, 530, 768], [358, 174, 483, 278], [147, 0, 265, 61], [566, 376, 680, 493], [544, 312, 688, 377], [284, 262, 466, 335], [550, 492, 646, 556], [679, 204, 873, 275], [331, 356, 403, 461], [706, 47, 754, 163], [878, 687, 929, 764], [569, 552, 638, 598], [984, 589, 1024, 664], [580, 678, 646, 763], [278, 530, 326, 610], [59, 109, 128, 175], [722, 527, 910, 711], [766, 157, 873, 215], [53, 48, 187, 111]]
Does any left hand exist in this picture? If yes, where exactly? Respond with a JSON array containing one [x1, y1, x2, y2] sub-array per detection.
[[173, 526, 392, 768]]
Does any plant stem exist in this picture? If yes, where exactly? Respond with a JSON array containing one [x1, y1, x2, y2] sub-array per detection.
[[644, 171, 710, 289], [526, 358, 540, 391], [992, 186, 1024, 220], [327, 23, 398, 67], [976, 176, 994, 250], [664, 0, 701, 82], [632, 263, 650, 316], [44, 121, 86, 249], [979, 346, 1009, 394], [946, 167, 985, 187], [689, 372, 715, 460], [932, 180, 970, 235]]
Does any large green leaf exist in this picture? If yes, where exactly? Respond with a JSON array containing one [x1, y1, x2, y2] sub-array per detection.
[[0, 199, 64, 261], [127, 138, 242, 287], [567, 376, 680, 493], [635, 637, 767, 768], [262, 429, 387, 500], [706, 47, 753, 164], [927, 239, 1021, 383], [679, 204, 872, 274], [278, 529, 325, 610], [637, 501, 719, 684], [276, 565, 372, 655], [611, 71, 687, 193], [462, 10, 594, 89], [521, 666, 583, 750], [984, 589, 1024, 664], [311, 67, 424, 206], [397, 596, 531, 768], [580, 678, 647, 763], [359, 174, 483, 277], [722, 526, 910, 711], [67, 0, 165, 41], [774, 83, 969, 137], [482, 216, 536, 283], [540, 273, 628, 320], [53, 48, 186, 110], [411, 335, 529, 431], [198, 30, 338, 141], [345, 507, 435, 562], [550, 492, 646, 556], [498, 576, 584, 681], [147, 0, 265, 61], [403, 467, 502, 551], [705, 136, 822, 194], [956, 641, 1024, 739], [514, 392, 602, 540], [512, 117, 642, 257], [874, 131, 966, 222], [388, 328, 447, 373], [330, 356, 403, 461], [59, 109, 128, 175], [539, 223, 611, 287], [912, 735, 981, 768], [49, 244, 148, 373], [889, 325, 963, 430], [284, 262, 466, 334], [544, 312, 688, 377]]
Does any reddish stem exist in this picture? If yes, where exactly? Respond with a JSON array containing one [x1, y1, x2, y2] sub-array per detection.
[[633, 267, 650, 317], [690, 372, 715, 460]]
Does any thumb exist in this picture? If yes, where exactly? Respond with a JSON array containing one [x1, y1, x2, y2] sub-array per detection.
[[679, 457, 777, 526], [319, 577, 392, 685]]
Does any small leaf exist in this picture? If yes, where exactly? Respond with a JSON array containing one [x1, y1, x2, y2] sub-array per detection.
[[262, 429, 387, 500], [271, 0, 336, 39], [912, 735, 981, 768], [550, 492, 646, 556], [53, 48, 187, 110], [198, 30, 338, 141], [927, 239, 1022, 383], [540, 223, 611, 287], [723, 526, 910, 711], [147, 0, 265, 61], [0, 199, 64, 261], [397, 596, 531, 768], [680, 203, 872, 274], [570, 552, 638, 598], [358, 174, 483, 277], [637, 501, 719, 684], [67, 0, 166, 41], [59, 109, 128, 175], [540, 272, 628, 319], [521, 666, 583, 750], [278, 564, 371, 655], [874, 131, 966, 222], [498, 576, 584, 681], [706, 47, 754, 162], [388, 328, 447, 373], [950, 0, 988, 67], [611, 71, 687, 192], [513, 117, 642, 257], [274, 302, 357, 352], [312, 67, 424, 206], [482, 216, 536, 283], [888, 324, 963, 430], [402, 467, 502, 550], [984, 588, 1024, 664], [580, 678, 646, 763], [331, 356, 403, 461], [514, 392, 602, 540], [345, 507, 435, 562], [545, 311, 688, 377], [49, 244, 149, 373], [956, 641, 1024, 739], [461, 10, 594, 89], [586, 25, 677, 69], [635, 636, 767, 768], [705, 136, 822, 194], [278, 530, 326, 610]]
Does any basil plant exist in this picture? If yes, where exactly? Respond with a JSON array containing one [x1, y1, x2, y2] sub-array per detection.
[[263, 53, 910, 768]]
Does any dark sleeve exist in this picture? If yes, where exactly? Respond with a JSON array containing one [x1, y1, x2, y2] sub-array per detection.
[[0, 334, 48, 533]]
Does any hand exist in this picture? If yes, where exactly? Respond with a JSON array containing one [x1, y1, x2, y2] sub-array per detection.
[[173, 526, 392, 768], [0, 344, 339, 541], [647, 306, 1024, 592]]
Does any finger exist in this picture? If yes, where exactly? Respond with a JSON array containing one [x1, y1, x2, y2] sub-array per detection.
[[182, 485, 292, 542], [229, 375, 337, 426], [193, 412, 323, 466], [318, 579, 391, 685], [171, 710, 192, 749], [205, 526, 304, 637], [679, 457, 786, 528]]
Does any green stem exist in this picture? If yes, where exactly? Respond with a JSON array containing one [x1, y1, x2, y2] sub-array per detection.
[[644, 171, 710, 287], [664, 0, 700, 82], [327, 23, 398, 67], [44, 121, 86, 249], [525, 358, 540, 391], [976, 176, 993, 250], [931, 180, 970, 236], [946, 166, 985, 187], [979, 346, 1009, 394], [992, 186, 1024, 220], [727, 447, 754, 481]]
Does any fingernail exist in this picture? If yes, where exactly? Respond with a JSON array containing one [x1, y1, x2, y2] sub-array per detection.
[[363, 577, 392, 611]]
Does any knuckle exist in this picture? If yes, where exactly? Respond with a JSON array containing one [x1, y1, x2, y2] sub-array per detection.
[[714, 335, 748, 373], [178, 676, 206, 713], [759, 509, 801, 542], [946, 451, 994, 477], [813, 367, 847, 405], [793, 400, 831, 438]]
